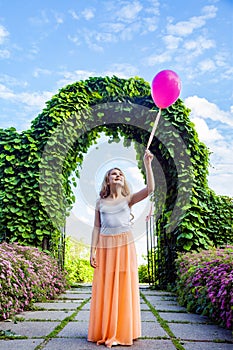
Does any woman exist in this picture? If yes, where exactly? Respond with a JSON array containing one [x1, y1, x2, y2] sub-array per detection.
[[88, 149, 154, 348]]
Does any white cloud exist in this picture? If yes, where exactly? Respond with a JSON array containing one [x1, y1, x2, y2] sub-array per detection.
[[185, 95, 233, 197], [167, 17, 204, 37], [198, 58, 216, 72], [19, 91, 53, 108], [220, 66, 233, 81], [191, 117, 223, 142], [215, 51, 229, 68], [120, 22, 141, 40], [0, 25, 10, 58], [0, 24, 9, 44], [103, 63, 138, 78], [183, 36, 215, 56], [33, 68, 52, 78], [67, 34, 81, 46], [53, 12, 64, 25], [29, 10, 50, 26], [82, 8, 95, 20], [104, 22, 125, 33], [0, 83, 14, 99], [82, 29, 104, 52], [57, 69, 96, 87], [69, 7, 95, 21], [202, 5, 218, 19], [163, 35, 182, 50], [167, 5, 217, 37], [145, 0, 160, 16], [142, 17, 158, 33], [71, 0, 159, 52], [185, 96, 233, 127], [146, 52, 171, 66], [0, 83, 53, 110], [69, 10, 79, 20], [95, 32, 117, 43], [0, 49, 10, 58], [57, 63, 138, 87], [116, 1, 143, 22]]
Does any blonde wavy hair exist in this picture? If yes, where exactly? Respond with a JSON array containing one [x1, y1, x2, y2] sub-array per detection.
[[99, 167, 131, 199]]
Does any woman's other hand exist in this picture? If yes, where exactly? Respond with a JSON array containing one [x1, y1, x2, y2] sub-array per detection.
[[90, 252, 97, 268]]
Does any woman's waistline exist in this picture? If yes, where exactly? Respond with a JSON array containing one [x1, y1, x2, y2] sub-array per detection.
[[99, 231, 132, 236], [97, 231, 134, 248]]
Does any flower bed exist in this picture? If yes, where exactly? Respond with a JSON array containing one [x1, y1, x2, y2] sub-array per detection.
[[175, 246, 233, 330], [0, 243, 69, 320]]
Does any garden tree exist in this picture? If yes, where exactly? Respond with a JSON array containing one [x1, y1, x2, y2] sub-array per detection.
[[0, 76, 232, 286]]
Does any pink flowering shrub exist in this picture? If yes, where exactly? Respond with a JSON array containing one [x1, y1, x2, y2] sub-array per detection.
[[175, 246, 233, 330], [0, 243, 69, 320]]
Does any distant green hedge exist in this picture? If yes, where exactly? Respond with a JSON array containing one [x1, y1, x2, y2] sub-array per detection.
[[64, 238, 93, 283]]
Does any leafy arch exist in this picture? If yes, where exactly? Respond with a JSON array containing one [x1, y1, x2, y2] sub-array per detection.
[[0, 76, 232, 285]]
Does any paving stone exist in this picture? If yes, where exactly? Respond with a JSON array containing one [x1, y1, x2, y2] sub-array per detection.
[[69, 285, 92, 292], [159, 311, 210, 324], [144, 297, 187, 312], [141, 320, 168, 338], [141, 290, 175, 296], [140, 302, 151, 310], [17, 310, 73, 321], [142, 295, 177, 302], [2, 284, 232, 350], [141, 310, 157, 321], [57, 321, 88, 338], [64, 288, 92, 293], [182, 342, 233, 350], [169, 323, 233, 342], [145, 295, 178, 304], [0, 321, 60, 337], [81, 302, 90, 310], [134, 339, 177, 350], [155, 304, 187, 312], [58, 293, 91, 299], [74, 310, 90, 321], [0, 339, 43, 350], [43, 338, 97, 349], [43, 338, 177, 350], [34, 301, 82, 310]]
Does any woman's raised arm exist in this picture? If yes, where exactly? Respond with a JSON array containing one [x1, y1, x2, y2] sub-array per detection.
[[129, 150, 154, 206]]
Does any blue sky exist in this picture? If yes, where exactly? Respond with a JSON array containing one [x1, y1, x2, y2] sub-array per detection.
[[0, 1, 232, 257]]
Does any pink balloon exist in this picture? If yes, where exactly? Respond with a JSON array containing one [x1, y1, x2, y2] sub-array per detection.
[[151, 70, 181, 109]]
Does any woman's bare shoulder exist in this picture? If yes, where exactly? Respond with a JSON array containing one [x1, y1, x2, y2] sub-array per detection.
[[95, 198, 101, 210]]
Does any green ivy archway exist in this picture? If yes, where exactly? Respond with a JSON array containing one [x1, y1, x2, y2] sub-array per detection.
[[0, 76, 232, 286]]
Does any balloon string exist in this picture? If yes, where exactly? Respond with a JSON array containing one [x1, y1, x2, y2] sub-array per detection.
[[146, 108, 161, 150]]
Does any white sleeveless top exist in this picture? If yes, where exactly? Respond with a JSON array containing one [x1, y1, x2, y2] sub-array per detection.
[[99, 198, 131, 235]]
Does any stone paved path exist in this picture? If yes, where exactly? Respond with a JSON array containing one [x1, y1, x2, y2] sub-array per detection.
[[0, 284, 232, 350]]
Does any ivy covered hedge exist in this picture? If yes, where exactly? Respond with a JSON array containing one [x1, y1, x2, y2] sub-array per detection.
[[0, 243, 68, 320], [0, 75, 232, 286]]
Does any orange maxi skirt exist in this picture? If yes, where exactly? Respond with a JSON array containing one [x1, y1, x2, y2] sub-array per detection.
[[87, 232, 141, 348]]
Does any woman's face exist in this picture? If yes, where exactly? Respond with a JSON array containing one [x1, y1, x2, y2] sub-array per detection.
[[108, 169, 125, 187]]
